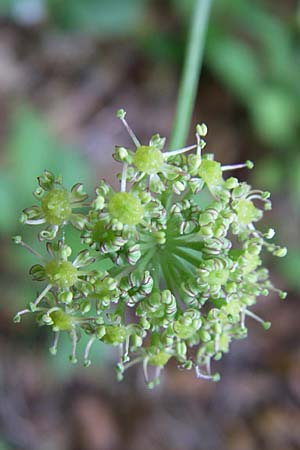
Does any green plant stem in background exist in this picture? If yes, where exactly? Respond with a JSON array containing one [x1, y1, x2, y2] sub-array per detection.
[[170, 0, 213, 149]]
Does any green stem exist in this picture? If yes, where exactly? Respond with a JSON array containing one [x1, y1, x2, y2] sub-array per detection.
[[170, 0, 213, 149]]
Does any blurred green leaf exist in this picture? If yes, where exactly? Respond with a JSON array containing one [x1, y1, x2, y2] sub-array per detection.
[[0, 441, 10, 450], [171, 0, 194, 19], [287, 154, 300, 211], [47, 0, 147, 36], [206, 32, 261, 101], [278, 249, 300, 290], [249, 86, 298, 147], [252, 157, 283, 192], [139, 32, 184, 64], [0, 173, 16, 233], [0, 0, 13, 14], [0, 104, 91, 233], [205, 0, 300, 155]]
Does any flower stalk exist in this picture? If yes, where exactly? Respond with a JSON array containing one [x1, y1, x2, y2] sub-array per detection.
[[170, 0, 213, 149]]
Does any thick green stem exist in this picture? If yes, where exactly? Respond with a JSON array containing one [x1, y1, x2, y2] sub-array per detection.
[[170, 0, 213, 149]]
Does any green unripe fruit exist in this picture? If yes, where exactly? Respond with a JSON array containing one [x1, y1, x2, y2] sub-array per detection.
[[207, 268, 229, 286], [50, 310, 73, 331], [219, 334, 230, 353], [108, 192, 144, 225], [149, 350, 171, 367], [223, 299, 240, 317], [262, 321, 271, 330], [131, 334, 143, 347], [235, 199, 262, 224], [174, 320, 196, 339], [80, 300, 91, 313], [176, 341, 187, 359], [199, 329, 211, 342], [58, 291, 73, 304], [225, 177, 239, 189], [95, 277, 117, 293], [41, 189, 72, 225], [91, 221, 105, 242], [96, 326, 106, 339], [45, 260, 78, 288], [133, 145, 164, 174], [242, 253, 261, 273], [198, 160, 223, 187], [196, 123, 208, 137], [274, 247, 287, 257], [103, 325, 127, 345]]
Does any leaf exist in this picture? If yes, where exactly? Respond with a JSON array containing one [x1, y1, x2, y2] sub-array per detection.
[[206, 33, 261, 102], [0, 104, 91, 234], [0, 0, 13, 15], [47, 0, 147, 36], [287, 155, 300, 211], [252, 157, 282, 192], [249, 86, 298, 147], [278, 249, 300, 291], [0, 173, 16, 232]]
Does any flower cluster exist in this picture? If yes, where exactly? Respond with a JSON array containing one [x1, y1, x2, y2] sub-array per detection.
[[13, 110, 287, 387]]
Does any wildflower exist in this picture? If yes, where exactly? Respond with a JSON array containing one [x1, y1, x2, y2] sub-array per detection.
[[20, 170, 88, 240], [14, 110, 287, 387], [13, 238, 95, 315], [108, 192, 144, 225]]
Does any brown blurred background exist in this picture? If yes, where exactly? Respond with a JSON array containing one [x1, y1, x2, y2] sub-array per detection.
[[1, 1, 300, 449]]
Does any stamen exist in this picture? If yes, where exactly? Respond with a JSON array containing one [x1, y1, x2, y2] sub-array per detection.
[[13, 308, 31, 322], [84, 336, 96, 366], [24, 218, 47, 225], [42, 307, 60, 325], [132, 171, 146, 183], [206, 356, 211, 376], [123, 336, 130, 363], [143, 357, 149, 383], [164, 144, 197, 158], [245, 309, 271, 329], [222, 160, 254, 171], [249, 189, 265, 196], [46, 306, 60, 315], [247, 195, 265, 202], [247, 223, 260, 238], [123, 356, 143, 371], [119, 115, 140, 147], [154, 366, 161, 382], [70, 328, 78, 363], [214, 335, 220, 353], [268, 286, 287, 299], [195, 365, 212, 380], [120, 163, 128, 192], [49, 331, 60, 355], [13, 237, 44, 259], [31, 284, 53, 310], [246, 195, 272, 211], [241, 307, 246, 328], [39, 225, 59, 241], [196, 133, 202, 158], [118, 343, 124, 360]]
